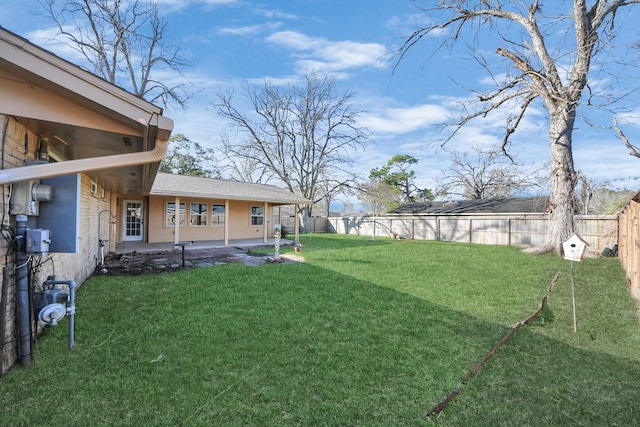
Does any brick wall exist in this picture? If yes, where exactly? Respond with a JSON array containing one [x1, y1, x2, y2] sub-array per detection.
[[0, 114, 112, 374]]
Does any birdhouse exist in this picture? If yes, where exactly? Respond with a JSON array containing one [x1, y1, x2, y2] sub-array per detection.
[[562, 233, 589, 262]]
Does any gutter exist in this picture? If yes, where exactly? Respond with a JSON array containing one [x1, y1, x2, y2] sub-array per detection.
[[0, 113, 169, 185]]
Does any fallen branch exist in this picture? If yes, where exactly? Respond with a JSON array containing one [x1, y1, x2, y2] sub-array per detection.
[[425, 272, 561, 420], [182, 365, 259, 423]]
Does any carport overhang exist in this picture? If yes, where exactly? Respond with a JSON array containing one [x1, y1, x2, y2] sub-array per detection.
[[0, 26, 173, 194]]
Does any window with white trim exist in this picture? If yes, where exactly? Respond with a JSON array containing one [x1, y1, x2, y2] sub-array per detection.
[[190, 203, 208, 226], [166, 202, 185, 226], [250, 206, 264, 225], [211, 204, 225, 226]]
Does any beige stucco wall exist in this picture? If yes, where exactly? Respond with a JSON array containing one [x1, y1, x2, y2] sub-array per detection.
[[0, 114, 112, 374], [141, 196, 278, 243]]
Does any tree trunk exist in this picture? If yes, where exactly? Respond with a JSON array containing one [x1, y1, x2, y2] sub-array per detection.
[[298, 205, 310, 234], [545, 109, 577, 255]]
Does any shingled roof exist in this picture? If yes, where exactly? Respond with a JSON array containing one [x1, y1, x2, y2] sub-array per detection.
[[388, 196, 550, 215], [150, 173, 311, 205]]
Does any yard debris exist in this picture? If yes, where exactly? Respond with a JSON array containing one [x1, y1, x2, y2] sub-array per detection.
[[425, 272, 561, 420], [150, 354, 164, 363], [96, 246, 302, 276]]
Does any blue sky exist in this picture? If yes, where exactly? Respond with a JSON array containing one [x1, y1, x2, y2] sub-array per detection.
[[2, 0, 640, 198]]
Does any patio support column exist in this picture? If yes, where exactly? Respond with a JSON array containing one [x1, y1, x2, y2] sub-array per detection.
[[174, 196, 180, 244], [263, 201, 268, 244], [294, 203, 300, 243], [224, 199, 229, 246]]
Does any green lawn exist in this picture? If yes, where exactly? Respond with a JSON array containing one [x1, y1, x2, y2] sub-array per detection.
[[2, 234, 639, 426]]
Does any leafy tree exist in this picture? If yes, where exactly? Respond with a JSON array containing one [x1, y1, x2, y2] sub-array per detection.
[[369, 155, 434, 203], [214, 70, 370, 229], [159, 134, 219, 178], [442, 146, 547, 200], [398, 0, 640, 254], [42, 0, 193, 109]]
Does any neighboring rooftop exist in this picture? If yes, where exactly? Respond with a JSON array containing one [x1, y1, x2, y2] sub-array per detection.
[[150, 173, 311, 205], [388, 196, 550, 215]]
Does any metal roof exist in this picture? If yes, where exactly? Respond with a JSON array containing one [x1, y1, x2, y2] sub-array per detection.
[[150, 173, 311, 205], [388, 196, 550, 215]]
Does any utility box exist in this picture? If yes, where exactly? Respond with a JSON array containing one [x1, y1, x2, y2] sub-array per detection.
[[39, 174, 81, 253], [26, 228, 51, 255], [562, 233, 589, 262], [9, 180, 53, 216]]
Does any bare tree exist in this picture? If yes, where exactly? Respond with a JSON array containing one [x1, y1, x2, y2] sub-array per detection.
[[41, 0, 193, 109], [214, 71, 370, 229], [218, 135, 273, 183], [357, 180, 403, 216], [398, 1, 640, 254], [317, 176, 359, 217], [574, 173, 635, 214], [441, 146, 547, 200]]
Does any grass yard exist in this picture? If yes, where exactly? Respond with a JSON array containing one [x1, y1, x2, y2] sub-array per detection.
[[1, 234, 639, 426]]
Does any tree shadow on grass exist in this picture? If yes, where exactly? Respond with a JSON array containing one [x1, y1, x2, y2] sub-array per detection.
[[2, 260, 638, 427]]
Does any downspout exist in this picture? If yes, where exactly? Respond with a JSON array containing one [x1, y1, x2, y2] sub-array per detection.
[[0, 113, 168, 185], [15, 214, 31, 366]]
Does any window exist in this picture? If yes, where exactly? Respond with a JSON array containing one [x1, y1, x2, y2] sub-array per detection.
[[251, 206, 264, 225], [166, 202, 185, 226], [190, 203, 208, 226], [212, 204, 225, 226]]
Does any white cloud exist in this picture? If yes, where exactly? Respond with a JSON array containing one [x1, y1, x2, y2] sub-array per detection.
[[157, 0, 237, 8], [360, 104, 449, 134], [255, 8, 299, 20], [265, 31, 388, 74], [218, 25, 265, 36], [24, 27, 87, 63]]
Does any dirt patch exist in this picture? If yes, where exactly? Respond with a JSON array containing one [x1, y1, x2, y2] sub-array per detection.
[[94, 246, 302, 276]]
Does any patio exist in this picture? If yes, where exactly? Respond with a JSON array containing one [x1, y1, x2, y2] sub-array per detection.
[[101, 238, 297, 275], [114, 238, 293, 254]]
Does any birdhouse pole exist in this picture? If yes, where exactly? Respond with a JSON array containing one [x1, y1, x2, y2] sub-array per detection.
[[562, 233, 589, 333], [570, 260, 577, 333]]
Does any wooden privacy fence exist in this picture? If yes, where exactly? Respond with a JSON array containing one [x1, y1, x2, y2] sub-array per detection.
[[618, 197, 640, 299], [280, 216, 329, 234], [328, 214, 618, 254]]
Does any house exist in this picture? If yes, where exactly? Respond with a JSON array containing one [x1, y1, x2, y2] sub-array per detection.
[[116, 172, 309, 250], [0, 26, 308, 373]]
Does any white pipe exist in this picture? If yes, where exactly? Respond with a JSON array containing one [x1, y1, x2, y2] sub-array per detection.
[[0, 139, 167, 185], [0, 114, 169, 185]]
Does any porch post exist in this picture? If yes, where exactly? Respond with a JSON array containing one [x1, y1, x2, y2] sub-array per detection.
[[174, 196, 180, 244], [294, 203, 300, 243], [224, 199, 229, 246], [263, 201, 269, 244]]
